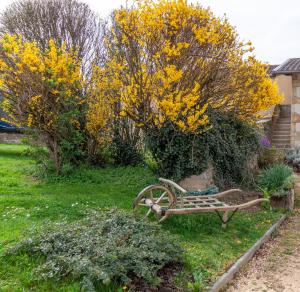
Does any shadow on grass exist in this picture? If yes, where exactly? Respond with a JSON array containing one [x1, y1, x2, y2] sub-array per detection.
[[0, 144, 29, 159]]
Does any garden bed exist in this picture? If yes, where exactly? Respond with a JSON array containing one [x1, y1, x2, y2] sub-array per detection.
[[0, 144, 284, 291]]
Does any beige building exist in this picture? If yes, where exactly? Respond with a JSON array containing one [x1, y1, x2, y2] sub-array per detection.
[[269, 59, 300, 148]]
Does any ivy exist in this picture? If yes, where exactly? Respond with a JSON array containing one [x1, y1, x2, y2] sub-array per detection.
[[146, 111, 261, 187]]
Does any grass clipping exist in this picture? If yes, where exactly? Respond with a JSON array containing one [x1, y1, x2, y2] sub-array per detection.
[[6, 209, 183, 290]]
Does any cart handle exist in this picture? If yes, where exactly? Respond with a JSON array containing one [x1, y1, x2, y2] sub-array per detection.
[[159, 178, 187, 194]]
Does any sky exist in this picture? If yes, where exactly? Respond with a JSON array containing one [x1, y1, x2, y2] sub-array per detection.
[[0, 0, 299, 65]]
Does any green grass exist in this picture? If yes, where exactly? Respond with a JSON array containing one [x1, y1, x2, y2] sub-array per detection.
[[0, 144, 283, 291]]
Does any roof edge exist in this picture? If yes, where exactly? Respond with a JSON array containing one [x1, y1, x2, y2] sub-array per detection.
[[273, 58, 291, 72]]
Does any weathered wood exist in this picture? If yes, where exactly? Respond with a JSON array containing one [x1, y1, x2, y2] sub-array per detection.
[[287, 189, 295, 211], [210, 215, 287, 292], [222, 211, 229, 229], [144, 198, 162, 215], [133, 184, 176, 209], [159, 178, 187, 194], [198, 188, 243, 199], [164, 199, 267, 215], [134, 178, 268, 226], [158, 214, 169, 223], [133, 184, 176, 221]]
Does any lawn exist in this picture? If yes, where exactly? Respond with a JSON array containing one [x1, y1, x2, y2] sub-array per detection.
[[0, 144, 283, 291]]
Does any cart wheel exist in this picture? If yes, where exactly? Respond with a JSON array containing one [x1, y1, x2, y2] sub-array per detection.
[[133, 184, 176, 221]]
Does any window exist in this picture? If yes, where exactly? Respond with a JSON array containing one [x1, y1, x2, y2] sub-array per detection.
[[294, 86, 300, 97]]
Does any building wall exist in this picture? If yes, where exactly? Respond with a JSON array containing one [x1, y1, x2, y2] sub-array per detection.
[[275, 74, 293, 104], [272, 74, 300, 147], [292, 74, 300, 147]]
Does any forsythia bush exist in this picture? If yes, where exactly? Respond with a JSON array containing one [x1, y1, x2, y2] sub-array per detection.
[[0, 35, 87, 171], [0, 0, 282, 175], [98, 0, 282, 134], [88, 59, 142, 165], [0, 35, 111, 171], [0, 35, 83, 127]]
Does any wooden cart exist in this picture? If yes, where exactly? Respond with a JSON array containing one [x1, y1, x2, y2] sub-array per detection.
[[133, 178, 268, 228]]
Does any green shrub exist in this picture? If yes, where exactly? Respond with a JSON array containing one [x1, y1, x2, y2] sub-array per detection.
[[146, 111, 260, 187], [145, 121, 209, 181], [204, 112, 260, 187], [258, 147, 284, 169], [257, 164, 293, 193], [111, 134, 142, 166], [110, 120, 142, 166], [144, 150, 160, 172], [7, 210, 183, 290]]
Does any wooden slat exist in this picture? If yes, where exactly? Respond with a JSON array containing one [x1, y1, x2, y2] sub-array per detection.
[[182, 198, 225, 206], [153, 197, 169, 202], [165, 198, 268, 215]]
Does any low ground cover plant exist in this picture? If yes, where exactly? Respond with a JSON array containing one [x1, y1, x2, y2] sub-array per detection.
[[257, 164, 293, 196], [6, 209, 183, 290]]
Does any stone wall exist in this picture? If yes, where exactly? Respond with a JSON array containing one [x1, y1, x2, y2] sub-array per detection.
[[0, 132, 26, 144], [274, 74, 300, 148], [292, 74, 300, 147], [179, 165, 214, 190]]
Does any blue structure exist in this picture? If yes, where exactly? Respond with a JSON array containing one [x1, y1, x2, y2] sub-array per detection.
[[0, 120, 22, 133]]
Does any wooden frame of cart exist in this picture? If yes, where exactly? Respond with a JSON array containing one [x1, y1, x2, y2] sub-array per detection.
[[133, 178, 268, 228]]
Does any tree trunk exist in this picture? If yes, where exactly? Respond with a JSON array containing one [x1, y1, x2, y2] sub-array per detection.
[[46, 134, 61, 174]]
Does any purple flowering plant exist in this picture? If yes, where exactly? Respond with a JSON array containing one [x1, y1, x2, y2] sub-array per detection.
[[260, 136, 271, 148]]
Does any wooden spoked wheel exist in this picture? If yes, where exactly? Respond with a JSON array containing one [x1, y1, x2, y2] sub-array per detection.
[[133, 184, 176, 221]]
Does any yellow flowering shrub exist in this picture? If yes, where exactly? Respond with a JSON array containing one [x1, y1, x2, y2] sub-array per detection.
[[233, 57, 282, 120], [86, 65, 115, 145], [0, 1, 282, 171], [0, 34, 83, 128], [101, 0, 281, 132], [0, 34, 85, 171], [87, 62, 143, 165]]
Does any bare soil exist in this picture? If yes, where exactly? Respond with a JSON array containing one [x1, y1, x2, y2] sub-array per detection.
[[132, 263, 185, 292]]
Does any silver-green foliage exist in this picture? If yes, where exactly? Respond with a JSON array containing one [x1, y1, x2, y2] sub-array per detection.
[[7, 210, 183, 290], [285, 147, 300, 162], [285, 147, 300, 169]]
